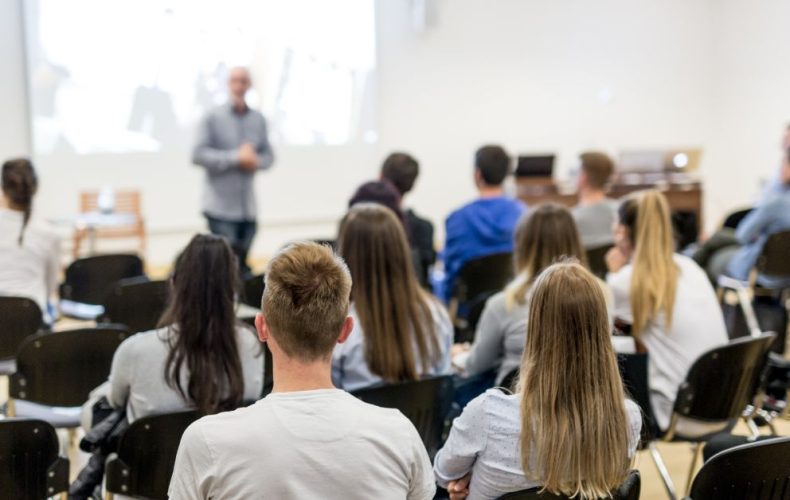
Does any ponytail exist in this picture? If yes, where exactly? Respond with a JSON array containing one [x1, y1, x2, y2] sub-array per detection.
[[618, 191, 678, 337], [1, 159, 38, 245]]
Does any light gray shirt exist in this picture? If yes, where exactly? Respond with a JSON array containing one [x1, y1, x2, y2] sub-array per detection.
[[434, 389, 641, 500], [332, 301, 454, 391], [107, 325, 264, 422], [572, 199, 619, 248], [169, 389, 435, 500], [192, 103, 274, 221]]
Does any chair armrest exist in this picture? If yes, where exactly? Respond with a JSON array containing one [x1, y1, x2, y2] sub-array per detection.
[[717, 275, 749, 291]]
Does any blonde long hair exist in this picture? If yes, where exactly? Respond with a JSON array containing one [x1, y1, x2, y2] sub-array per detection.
[[337, 203, 440, 382], [505, 204, 587, 310], [519, 262, 631, 498], [617, 190, 679, 337]]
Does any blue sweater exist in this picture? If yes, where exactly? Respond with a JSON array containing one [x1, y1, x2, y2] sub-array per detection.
[[727, 188, 790, 288], [438, 196, 526, 302]]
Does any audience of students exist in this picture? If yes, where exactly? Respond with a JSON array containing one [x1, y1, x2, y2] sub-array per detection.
[[572, 151, 619, 248], [381, 152, 436, 286], [102, 234, 264, 423], [333, 203, 452, 391], [435, 262, 641, 499], [439, 145, 526, 302], [606, 190, 728, 431], [0, 158, 61, 323], [453, 204, 589, 385], [170, 242, 435, 499]]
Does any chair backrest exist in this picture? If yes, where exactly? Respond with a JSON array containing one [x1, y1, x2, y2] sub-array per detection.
[[674, 334, 776, 422], [585, 244, 613, 279], [722, 208, 753, 230], [242, 273, 265, 308], [689, 437, 790, 499], [105, 410, 200, 500], [0, 418, 69, 500], [80, 190, 141, 215], [496, 470, 641, 500], [755, 230, 790, 278], [0, 297, 43, 360], [61, 254, 145, 305], [617, 352, 660, 443], [351, 375, 454, 457], [10, 326, 131, 407], [101, 277, 169, 332], [453, 252, 514, 306]]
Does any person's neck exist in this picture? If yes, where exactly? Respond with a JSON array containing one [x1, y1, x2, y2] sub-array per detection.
[[231, 99, 248, 114], [578, 187, 606, 206], [478, 185, 504, 198], [271, 355, 335, 393], [0, 197, 23, 212]]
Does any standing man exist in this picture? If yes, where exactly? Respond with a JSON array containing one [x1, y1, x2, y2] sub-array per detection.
[[192, 67, 274, 275]]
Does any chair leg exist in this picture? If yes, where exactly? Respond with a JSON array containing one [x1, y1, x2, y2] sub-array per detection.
[[649, 442, 677, 500], [684, 442, 703, 497]]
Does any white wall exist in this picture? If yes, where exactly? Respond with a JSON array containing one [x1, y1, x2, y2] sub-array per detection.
[[1, 0, 788, 266]]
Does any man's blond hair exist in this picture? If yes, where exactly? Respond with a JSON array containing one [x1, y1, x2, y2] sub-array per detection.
[[262, 242, 351, 361]]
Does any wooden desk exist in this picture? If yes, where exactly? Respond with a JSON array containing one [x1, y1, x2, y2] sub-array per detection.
[[516, 178, 704, 230]]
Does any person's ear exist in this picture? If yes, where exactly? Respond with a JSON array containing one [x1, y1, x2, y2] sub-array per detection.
[[255, 313, 268, 343], [336, 316, 354, 344]]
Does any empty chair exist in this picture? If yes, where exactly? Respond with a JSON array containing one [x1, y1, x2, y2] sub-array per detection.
[[73, 190, 146, 258], [59, 254, 145, 319], [242, 273, 265, 308], [496, 470, 641, 500], [101, 277, 169, 332], [451, 251, 513, 341], [689, 436, 790, 500], [7, 326, 131, 428], [586, 244, 613, 279], [351, 375, 454, 458], [105, 410, 200, 500], [0, 418, 69, 500], [0, 296, 43, 375], [646, 333, 776, 499]]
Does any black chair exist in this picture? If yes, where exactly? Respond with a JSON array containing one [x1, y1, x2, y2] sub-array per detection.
[[0, 297, 44, 375], [496, 470, 640, 500], [352, 375, 454, 458], [451, 252, 514, 342], [585, 244, 613, 279], [105, 410, 200, 500], [59, 254, 145, 318], [101, 277, 169, 332], [689, 436, 790, 499], [7, 326, 131, 428], [617, 352, 660, 445], [0, 418, 69, 500], [646, 334, 777, 500], [722, 207, 753, 230], [242, 273, 265, 309], [754, 229, 790, 280]]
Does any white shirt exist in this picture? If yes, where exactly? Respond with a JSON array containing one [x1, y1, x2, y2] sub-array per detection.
[[0, 208, 61, 318], [434, 389, 642, 500], [169, 389, 435, 500], [607, 254, 729, 429], [332, 300, 453, 391], [107, 326, 264, 423]]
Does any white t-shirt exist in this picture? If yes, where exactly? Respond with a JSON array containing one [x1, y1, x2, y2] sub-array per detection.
[[169, 389, 435, 500], [607, 254, 729, 429]]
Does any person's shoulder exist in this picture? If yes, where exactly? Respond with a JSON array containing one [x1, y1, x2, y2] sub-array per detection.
[[118, 327, 167, 355], [673, 254, 707, 280], [446, 201, 476, 225], [407, 209, 434, 230], [606, 262, 633, 288]]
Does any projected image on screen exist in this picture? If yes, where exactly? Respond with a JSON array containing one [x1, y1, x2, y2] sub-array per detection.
[[24, 0, 376, 154]]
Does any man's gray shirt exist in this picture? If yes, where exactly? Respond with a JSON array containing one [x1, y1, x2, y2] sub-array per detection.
[[192, 103, 274, 221]]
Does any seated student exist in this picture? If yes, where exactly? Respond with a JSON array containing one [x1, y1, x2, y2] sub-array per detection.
[[435, 262, 641, 500], [380, 152, 436, 286], [0, 158, 61, 322], [169, 242, 435, 499], [606, 190, 728, 431], [439, 145, 526, 302], [571, 151, 619, 248], [103, 234, 263, 423], [333, 203, 452, 391], [454, 204, 589, 385]]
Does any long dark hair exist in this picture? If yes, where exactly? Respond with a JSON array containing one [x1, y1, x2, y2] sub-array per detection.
[[2, 158, 38, 245], [161, 234, 245, 415]]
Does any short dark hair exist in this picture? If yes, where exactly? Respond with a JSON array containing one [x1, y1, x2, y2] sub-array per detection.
[[579, 152, 614, 189], [381, 153, 419, 196], [475, 145, 511, 186], [348, 180, 404, 223]]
